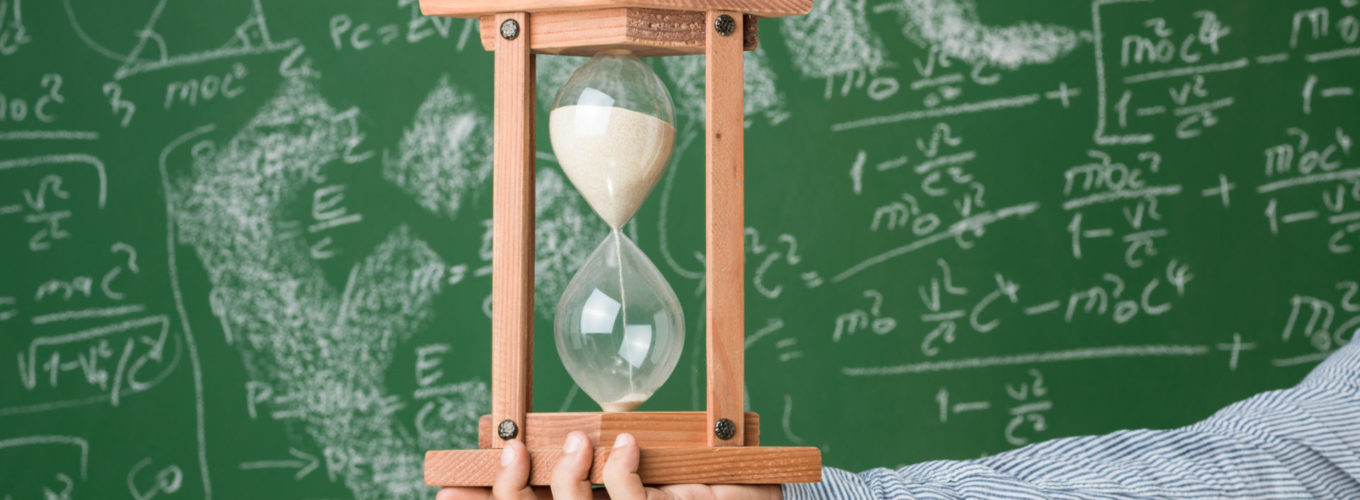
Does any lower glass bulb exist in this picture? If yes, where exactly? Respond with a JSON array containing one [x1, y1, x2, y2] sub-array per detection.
[[555, 229, 684, 411]]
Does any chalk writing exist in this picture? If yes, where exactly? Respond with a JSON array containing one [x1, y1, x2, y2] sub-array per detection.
[[3, 1, 1358, 496], [936, 369, 1052, 448]]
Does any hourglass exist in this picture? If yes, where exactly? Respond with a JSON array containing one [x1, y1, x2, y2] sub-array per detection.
[[550, 52, 684, 413], [421, 0, 821, 486]]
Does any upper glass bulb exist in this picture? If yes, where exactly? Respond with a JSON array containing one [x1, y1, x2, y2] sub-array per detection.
[[549, 51, 676, 228]]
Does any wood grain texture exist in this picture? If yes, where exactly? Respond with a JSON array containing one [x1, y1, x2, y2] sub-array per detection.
[[421, 0, 811, 19], [477, 412, 760, 448], [476, 9, 758, 56], [425, 446, 821, 486], [490, 11, 535, 448], [704, 10, 745, 448]]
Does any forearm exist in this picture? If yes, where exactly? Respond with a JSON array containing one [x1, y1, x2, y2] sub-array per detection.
[[786, 342, 1360, 499]]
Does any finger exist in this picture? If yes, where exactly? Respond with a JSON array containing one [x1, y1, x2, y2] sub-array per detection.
[[656, 484, 710, 500], [664, 484, 783, 500], [492, 439, 537, 500], [602, 434, 651, 500], [714, 484, 783, 500], [550, 431, 595, 500], [437, 487, 494, 500]]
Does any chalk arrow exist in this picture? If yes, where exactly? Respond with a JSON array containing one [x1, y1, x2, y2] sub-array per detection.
[[239, 448, 319, 480]]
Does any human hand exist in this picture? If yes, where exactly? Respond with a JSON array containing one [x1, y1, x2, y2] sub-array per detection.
[[436, 432, 783, 500]]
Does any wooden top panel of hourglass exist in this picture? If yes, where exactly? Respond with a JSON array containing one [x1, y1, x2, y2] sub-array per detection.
[[420, 0, 811, 18], [469, 8, 759, 56]]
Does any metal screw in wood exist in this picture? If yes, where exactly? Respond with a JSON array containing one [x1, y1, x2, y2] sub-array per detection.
[[713, 14, 736, 36], [500, 19, 520, 40], [714, 418, 736, 440], [497, 419, 519, 440]]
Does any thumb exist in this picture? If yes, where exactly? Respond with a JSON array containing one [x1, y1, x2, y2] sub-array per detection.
[[492, 439, 536, 500]]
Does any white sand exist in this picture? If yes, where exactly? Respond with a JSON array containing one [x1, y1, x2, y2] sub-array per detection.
[[549, 105, 675, 228], [600, 392, 650, 412]]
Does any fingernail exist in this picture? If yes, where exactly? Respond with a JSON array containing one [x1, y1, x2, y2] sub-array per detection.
[[501, 443, 515, 466], [564, 433, 584, 454], [613, 433, 631, 449]]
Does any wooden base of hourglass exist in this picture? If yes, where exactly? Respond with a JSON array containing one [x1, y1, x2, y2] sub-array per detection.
[[420, 2, 822, 487], [425, 412, 821, 485]]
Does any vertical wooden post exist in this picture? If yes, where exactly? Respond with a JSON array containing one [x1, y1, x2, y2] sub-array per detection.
[[704, 10, 745, 447], [490, 11, 535, 448]]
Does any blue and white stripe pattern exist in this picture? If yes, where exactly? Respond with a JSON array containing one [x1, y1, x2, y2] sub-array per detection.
[[785, 342, 1360, 499]]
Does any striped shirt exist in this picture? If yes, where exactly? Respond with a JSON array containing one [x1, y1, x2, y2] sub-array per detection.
[[785, 341, 1360, 499]]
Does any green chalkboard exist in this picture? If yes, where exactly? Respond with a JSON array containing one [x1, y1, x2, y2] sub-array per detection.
[[3, 0, 1358, 498]]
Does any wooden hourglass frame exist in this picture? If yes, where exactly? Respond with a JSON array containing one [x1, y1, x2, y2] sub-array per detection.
[[420, 0, 822, 486]]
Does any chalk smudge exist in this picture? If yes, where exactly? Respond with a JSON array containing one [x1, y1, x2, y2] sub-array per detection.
[[383, 75, 492, 219], [173, 75, 485, 500], [780, 0, 889, 78], [894, 0, 1081, 69]]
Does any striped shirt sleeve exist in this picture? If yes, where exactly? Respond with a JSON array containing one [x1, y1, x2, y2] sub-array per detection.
[[784, 341, 1360, 499]]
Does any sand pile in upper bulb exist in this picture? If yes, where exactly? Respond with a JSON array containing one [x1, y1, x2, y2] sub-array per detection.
[[549, 105, 675, 228]]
